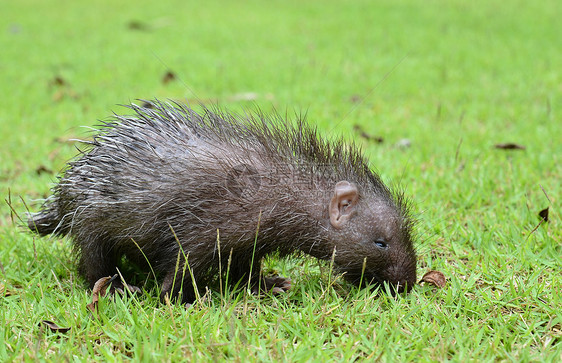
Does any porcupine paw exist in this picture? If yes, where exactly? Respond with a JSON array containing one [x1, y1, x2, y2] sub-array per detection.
[[105, 274, 142, 296], [252, 275, 292, 295]]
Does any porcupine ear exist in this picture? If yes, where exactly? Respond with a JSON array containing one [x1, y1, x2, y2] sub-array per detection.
[[329, 181, 359, 229]]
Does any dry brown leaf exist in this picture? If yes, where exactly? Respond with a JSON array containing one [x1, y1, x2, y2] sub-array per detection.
[[0, 282, 18, 297], [162, 71, 177, 84], [494, 143, 526, 150], [39, 320, 71, 333], [420, 270, 446, 288], [539, 207, 549, 222], [128, 20, 151, 31], [0, 282, 11, 297], [353, 124, 384, 143], [49, 76, 67, 87], [86, 275, 114, 313], [86, 275, 142, 312], [35, 165, 53, 175]]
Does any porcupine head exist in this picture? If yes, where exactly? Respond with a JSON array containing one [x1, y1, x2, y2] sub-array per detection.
[[317, 178, 416, 293]]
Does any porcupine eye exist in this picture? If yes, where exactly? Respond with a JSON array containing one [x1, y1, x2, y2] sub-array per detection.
[[374, 238, 388, 250]]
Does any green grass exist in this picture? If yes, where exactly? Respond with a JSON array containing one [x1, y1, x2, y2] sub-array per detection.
[[1, 0, 561, 361]]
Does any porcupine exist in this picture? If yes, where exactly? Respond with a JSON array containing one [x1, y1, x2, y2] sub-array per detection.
[[28, 100, 417, 303]]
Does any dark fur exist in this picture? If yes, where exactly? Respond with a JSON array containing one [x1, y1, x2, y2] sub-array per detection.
[[29, 100, 417, 302]]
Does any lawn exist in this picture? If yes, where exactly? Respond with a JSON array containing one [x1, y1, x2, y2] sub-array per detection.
[[1, 0, 560, 361]]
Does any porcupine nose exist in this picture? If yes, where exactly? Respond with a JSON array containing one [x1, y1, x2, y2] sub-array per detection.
[[384, 259, 417, 294]]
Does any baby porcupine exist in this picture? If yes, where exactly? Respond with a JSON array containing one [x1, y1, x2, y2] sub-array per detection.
[[29, 100, 417, 303]]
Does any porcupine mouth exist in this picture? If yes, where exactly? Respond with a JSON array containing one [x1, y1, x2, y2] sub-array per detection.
[[344, 270, 414, 295]]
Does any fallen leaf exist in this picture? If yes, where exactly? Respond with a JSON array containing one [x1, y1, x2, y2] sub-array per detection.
[[86, 275, 114, 313], [35, 165, 53, 175], [538, 207, 549, 222], [420, 270, 446, 288], [127, 20, 150, 31], [353, 124, 384, 143], [49, 76, 67, 87], [86, 274, 142, 312], [39, 320, 71, 333], [494, 143, 526, 150], [162, 71, 176, 84], [0, 282, 12, 297]]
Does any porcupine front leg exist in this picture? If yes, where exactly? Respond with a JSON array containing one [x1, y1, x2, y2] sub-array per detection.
[[159, 251, 201, 304], [226, 253, 292, 296], [160, 267, 198, 304]]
